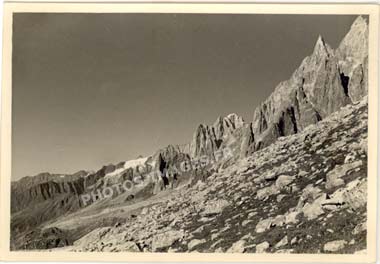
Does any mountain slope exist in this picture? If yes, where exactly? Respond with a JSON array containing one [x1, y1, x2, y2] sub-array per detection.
[[69, 98, 368, 253], [10, 16, 369, 252]]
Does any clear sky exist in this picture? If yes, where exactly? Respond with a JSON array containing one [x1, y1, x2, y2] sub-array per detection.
[[12, 13, 359, 180]]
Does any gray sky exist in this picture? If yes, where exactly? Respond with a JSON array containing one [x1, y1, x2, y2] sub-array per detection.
[[12, 13, 359, 180]]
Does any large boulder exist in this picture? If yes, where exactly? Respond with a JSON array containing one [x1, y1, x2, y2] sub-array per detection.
[[152, 230, 185, 251], [323, 240, 347, 252], [201, 199, 230, 216]]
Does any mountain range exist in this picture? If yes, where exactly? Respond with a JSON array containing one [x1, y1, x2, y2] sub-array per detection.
[[11, 16, 368, 253]]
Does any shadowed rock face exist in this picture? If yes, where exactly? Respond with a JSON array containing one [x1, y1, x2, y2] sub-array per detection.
[[190, 114, 245, 158], [336, 16, 368, 102], [151, 144, 192, 191], [68, 98, 369, 254], [251, 16, 368, 151], [11, 16, 369, 252], [188, 16, 368, 158]]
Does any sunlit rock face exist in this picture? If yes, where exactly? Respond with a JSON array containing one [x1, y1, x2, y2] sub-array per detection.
[[251, 16, 368, 150], [10, 16, 369, 253]]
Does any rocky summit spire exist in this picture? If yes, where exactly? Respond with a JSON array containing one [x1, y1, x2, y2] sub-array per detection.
[[314, 35, 325, 50], [337, 16, 368, 62], [10, 16, 371, 253], [336, 16, 368, 102], [352, 15, 367, 28], [190, 113, 245, 158], [251, 16, 368, 151], [312, 35, 334, 58]]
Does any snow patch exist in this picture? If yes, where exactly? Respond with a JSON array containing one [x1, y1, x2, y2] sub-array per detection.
[[104, 157, 148, 179]]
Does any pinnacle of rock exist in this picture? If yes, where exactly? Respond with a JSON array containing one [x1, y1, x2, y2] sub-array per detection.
[[10, 16, 369, 254]]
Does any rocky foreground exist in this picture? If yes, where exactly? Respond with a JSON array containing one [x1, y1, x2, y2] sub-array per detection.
[[68, 98, 367, 254], [11, 16, 369, 253]]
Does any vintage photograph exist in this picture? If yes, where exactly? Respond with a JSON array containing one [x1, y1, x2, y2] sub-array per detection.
[[1, 3, 378, 262]]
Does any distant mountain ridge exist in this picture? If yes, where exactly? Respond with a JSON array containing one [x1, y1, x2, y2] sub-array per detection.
[[10, 16, 369, 251]]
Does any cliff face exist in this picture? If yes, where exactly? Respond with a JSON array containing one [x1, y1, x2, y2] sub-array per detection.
[[12, 16, 368, 217], [151, 144, 192, 192], [250, 16, 368, 151], [336, 16, 368, 102], [10, 16, 369, 252], [190, 114, 245, 158], [188, 16, 368, 158], [67, 98, 369, 254]]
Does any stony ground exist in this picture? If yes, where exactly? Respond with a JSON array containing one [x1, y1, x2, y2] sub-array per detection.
[[62, 98, 368, 254]]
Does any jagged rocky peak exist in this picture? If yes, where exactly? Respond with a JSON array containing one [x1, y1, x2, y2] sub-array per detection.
[[337, 16, 368, 63], [251, 16, 368, 151], [191, 123, 218, 157], [336, 16, 368, 102], [153, 144, 190, 167], [302, 35, 349, 117], [213, 113, 245, 139], [191, 113, 245, 157], [312, 35, 334, 57], [152, 144, 190, 171], [10, 16, 371, 252], [225, 113, 245, 127]]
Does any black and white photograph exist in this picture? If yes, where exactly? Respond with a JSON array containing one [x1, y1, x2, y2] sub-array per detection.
[[0, 3, 378, 263]]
